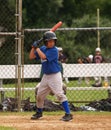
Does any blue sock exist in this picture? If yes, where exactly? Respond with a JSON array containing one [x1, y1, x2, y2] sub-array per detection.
[[37, 108, 43, 113], [62, 101, 70, 114]]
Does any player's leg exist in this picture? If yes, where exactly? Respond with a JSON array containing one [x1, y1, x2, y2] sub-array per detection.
[[48, 72, 73, 121], [31, 75, 51, 120]]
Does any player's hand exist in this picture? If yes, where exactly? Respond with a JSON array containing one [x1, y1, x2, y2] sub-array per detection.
[[32, 40, 40, 48]]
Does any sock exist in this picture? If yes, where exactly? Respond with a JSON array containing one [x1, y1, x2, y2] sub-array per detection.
[[37, 108, 43, 113], [62, 101, 70, 114]]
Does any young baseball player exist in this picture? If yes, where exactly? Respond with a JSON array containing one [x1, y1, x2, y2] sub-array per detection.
[[29, 31, 73, 121]]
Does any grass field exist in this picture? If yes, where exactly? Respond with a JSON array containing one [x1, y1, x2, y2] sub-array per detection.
[[0, 126, 16, 130], [3, 79, 109, 105]]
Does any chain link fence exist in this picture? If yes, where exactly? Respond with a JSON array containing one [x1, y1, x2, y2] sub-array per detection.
[[0, 1, 111, 112], [0, 0, 16, 103], [23, 29, 111, 105]]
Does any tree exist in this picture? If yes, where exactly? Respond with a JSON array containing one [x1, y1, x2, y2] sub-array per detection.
[[0, 0, 15, 64], [0, 0, 15, 31], [22, 0, 63, 28]]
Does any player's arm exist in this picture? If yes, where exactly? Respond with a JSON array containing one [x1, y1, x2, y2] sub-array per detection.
[[29, 40, 45, 60], [29, 47, 36, 60], [36, 48, 46, 60]]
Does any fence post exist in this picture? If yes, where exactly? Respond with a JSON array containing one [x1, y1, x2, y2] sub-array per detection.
[[15, 0, 22, 112], [0, 80, 5, 103]]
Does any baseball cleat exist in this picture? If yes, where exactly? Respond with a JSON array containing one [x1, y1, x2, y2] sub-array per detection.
[[60, 113, 73, 121], [31, 112, 43, 120]]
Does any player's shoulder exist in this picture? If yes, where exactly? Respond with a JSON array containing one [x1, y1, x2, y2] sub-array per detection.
[[53, 46, 58, 51], [49, 46, 58, 52], [40, 45, 46, 50], [47, 47, 58, 55]]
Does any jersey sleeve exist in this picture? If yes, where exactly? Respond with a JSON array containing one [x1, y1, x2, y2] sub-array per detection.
[[34, 46, 45, 60], [46, 48, 58, 62]]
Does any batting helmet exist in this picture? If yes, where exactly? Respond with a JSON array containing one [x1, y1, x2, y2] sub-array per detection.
[[43, 31, 57, 44]]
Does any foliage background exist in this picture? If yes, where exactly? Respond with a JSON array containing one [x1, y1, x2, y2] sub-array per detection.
[[1, 0, 111, 64]]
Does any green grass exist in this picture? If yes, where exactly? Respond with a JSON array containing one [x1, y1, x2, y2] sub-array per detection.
[[0, 111, 111, 116], [2, 79, 110, 107], [4, 89, 108, 105], [0, 126, 16, 130]]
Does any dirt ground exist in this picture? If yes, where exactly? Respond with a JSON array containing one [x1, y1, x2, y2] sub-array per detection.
[[0, 114, 111, 130]]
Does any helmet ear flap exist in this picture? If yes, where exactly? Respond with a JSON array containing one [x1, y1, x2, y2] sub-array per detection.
[[44, 39, 57, 45]]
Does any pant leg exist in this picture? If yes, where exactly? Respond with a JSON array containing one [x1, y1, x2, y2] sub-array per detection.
[[47, 72, 67, 102], [36, 75, 51, 108]]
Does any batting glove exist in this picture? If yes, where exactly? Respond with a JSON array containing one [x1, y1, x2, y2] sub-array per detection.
[[32, 40, 40, 48]]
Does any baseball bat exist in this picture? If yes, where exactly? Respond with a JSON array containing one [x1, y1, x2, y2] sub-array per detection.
[[50, 21, 63, 32], [36, 21, 63, 44]]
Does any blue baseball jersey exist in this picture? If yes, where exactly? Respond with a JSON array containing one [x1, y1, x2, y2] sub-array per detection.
[[34, 46, 61, 74]]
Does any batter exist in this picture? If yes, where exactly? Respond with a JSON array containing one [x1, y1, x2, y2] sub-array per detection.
[[29, 31, 73, 121]]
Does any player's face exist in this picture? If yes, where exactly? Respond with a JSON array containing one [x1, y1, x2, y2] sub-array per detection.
[[96, 51, 101, 55], [47, 39, 55, 48]]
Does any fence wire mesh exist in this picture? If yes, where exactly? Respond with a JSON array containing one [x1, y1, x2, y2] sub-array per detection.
[[0, 1, 111, 112]]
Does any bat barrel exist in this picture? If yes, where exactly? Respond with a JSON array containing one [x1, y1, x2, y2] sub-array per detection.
[[50, 21, 63, 32]]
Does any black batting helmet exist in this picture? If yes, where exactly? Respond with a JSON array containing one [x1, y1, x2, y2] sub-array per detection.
[[43, 31, 57, 44]]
